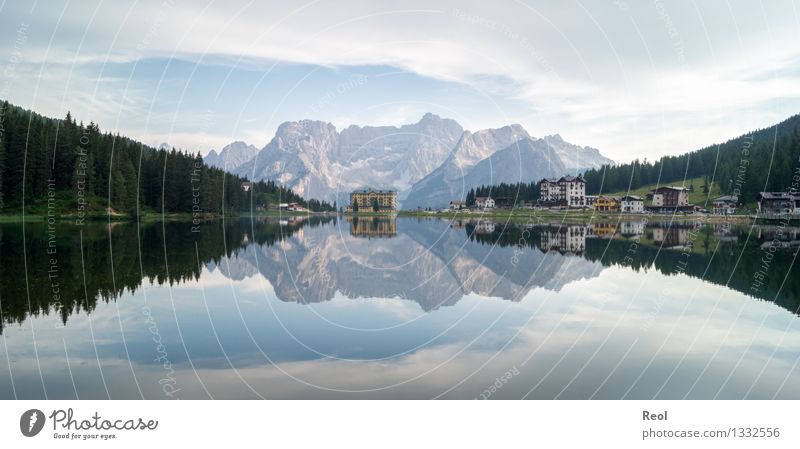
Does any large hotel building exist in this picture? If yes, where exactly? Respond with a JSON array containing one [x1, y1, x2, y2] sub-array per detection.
[[348, 189, 398, 212]]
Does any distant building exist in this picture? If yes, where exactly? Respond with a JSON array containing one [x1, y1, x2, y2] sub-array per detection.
[[539, 178, 561, 204], [651, 186, 689, 207], [350, 189, 397, 212], [585, 195, 598, 208], [756, 192, 799, 216], [712, 195, 738, 215], [287, 202, 308, 212], [449, 200, 466, 210], [620, 195, 644, 213], [539, 176, 586, 207], [241, 181, 253, 192], [475, 197, 495, 209], [595, 196, 620, 212]]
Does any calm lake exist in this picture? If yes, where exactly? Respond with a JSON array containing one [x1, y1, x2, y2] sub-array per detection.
[[1, 215, 799, 399]]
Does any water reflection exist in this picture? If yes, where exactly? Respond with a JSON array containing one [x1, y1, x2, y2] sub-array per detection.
[[347, 216, 397, 238], [0, 216, 799, 399]]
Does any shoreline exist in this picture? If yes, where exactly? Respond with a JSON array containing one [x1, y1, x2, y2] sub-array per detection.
[[397, 209, 789, 224], [0, 210, 336, 223]]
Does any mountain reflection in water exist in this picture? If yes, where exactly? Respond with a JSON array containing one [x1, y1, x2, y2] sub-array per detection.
[[0, 216, 798, 399]]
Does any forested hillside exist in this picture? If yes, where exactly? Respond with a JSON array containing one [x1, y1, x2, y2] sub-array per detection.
[[464, 181, 540, 207], [0, 100, 333, 215], [582, 114, 800, 201]]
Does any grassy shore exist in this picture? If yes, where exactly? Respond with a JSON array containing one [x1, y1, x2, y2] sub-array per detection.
[[0, 209, 332, 223]]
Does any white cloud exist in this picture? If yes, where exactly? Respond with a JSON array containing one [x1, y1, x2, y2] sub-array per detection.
[[1, 0, 799, 161]]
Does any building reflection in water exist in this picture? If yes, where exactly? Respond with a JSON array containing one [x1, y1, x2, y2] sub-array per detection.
[[540, 224, 586, 254], [651, 225, 691, 249], [347, 216, 397, 238], [757, 224, 800, 250], [618, 220, 646, 238], [591, 222, 617, 239]]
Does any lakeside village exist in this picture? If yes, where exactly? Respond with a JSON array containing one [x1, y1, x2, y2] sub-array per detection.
[[245, 176, 799, 221], [423, 176, 800, 220]]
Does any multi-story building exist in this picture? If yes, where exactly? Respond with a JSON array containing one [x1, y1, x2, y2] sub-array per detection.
[[651, 186, 689, 207], [712, 195, 738, 215], [595, 196, 620, 212], [756, 192, 799, 216], [539, 178, 561, 204], [349, 189, 397, 212], [620, 195, 644, 213], [539, 175, 586, 207]]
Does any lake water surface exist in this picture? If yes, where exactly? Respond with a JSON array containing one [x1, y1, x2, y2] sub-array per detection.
[[1, 216, 799, 399]]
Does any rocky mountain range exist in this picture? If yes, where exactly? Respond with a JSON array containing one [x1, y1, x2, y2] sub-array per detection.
[[206, 114, 614, 208], [204, 141, 259, 171], [207, 218, 606, 311]]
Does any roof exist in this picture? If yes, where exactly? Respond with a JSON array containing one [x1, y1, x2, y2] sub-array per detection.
[[620, 195, 642, 201], [352, 188, 397, 194], [713, 195, 738, 203], [757, 192, 800, 200], [450, 200, 466, 204], [558, 175, 586, 183], [476, 196, 492, 201], [651, 186, 689, 193]]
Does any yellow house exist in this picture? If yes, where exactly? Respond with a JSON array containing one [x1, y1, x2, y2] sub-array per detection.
[[594, 196, 620, 212]]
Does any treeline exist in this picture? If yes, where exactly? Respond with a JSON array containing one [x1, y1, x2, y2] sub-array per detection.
[[465, 181, 540, 207], [244, 179, 335, 212], [582, 114, 800, 201], [0, 100, 334, 215], [463, 222, 800, 315], [0, 216, 334, 333]]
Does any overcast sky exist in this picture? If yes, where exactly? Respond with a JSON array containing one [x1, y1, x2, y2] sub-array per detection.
[[1, 0, 799, 163]]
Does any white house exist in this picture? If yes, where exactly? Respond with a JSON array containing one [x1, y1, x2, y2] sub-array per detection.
[[475, 197, 495, 209], [711, 195, 738, 215], [620, 195, 644, 213], [449, 200, 466, 210]]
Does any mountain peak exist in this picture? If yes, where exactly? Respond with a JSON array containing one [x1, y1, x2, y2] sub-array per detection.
[[204, 141, 258, 171], [420, 112, 441, 122], [545, 133, 563, 142]]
